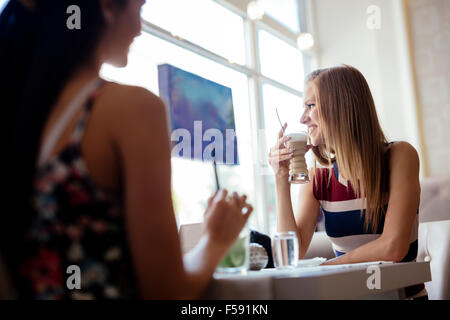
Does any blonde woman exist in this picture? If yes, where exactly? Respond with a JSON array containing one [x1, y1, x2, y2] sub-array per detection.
[[269, 65, 425, 298]]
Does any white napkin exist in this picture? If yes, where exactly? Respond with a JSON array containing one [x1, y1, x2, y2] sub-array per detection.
[[296, 257, 327, 268]]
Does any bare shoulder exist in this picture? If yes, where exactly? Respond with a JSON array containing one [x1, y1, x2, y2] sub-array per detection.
[[100, 81, 165, 114], [389, 141, 419, 163], [389, 141, 420, 175], [94, 81, 167, 132]]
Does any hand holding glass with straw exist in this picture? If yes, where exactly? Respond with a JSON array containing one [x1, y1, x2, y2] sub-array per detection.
[[275, 108, 310, 184]]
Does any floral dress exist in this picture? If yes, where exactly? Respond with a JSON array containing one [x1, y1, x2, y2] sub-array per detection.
[[19, 82, 138, 299]]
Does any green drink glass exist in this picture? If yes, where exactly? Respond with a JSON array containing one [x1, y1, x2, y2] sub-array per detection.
[[217, 228, 249, 274]]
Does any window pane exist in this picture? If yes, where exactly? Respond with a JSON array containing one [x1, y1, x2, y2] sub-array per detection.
[[258, 0, 300, 33], [142, 0, 246, 65], [0, 0, 8, 13], [262, 84, 306, 149], [101, 33, 256, 228], [262, 84, 309, 236], [259, 30, 305, 90]]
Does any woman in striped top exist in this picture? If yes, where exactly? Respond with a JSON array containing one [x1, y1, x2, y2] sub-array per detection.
[[269, 65, 421, 268]]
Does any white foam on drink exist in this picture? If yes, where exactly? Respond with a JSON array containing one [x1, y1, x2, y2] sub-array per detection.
[[286, 132, 308, 142]]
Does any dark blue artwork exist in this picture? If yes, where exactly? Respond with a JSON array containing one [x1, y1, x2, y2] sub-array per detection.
[[158, 64, 238, 165]]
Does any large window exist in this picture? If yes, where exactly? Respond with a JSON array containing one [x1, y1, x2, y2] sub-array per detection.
[[259, 30, 305, 91], [101, 0, 312, 235], [141, 0, 246, 65], [0, 0, 8, 12], [258, 0, 301, 33], [101, 32, 254, 227]]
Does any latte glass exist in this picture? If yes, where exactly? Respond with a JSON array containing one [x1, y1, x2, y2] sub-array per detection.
[[285, 132, 309, 184]]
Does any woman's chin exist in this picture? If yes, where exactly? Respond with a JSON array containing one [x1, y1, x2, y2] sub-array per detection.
[[106, 56, 128, 68], [309, 136, 318, 146], [309, 136, 323, 147]]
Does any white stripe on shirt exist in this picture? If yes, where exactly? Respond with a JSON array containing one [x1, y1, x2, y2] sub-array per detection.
[[320, 198, 366, 212]]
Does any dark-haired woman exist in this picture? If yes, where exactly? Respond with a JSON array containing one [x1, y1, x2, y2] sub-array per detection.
[[1, 0, 252, 299]]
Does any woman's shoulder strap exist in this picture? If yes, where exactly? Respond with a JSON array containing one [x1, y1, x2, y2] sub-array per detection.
[[70, 79, 105, 143], [36, 78, 104, 167]]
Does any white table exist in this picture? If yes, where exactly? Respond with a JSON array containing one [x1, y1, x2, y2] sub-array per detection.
[[205, 261, 431, 300]]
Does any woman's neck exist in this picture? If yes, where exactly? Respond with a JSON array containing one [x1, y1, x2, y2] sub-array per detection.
[[52, 65, 100, 113], [70, 65, 100, 86]]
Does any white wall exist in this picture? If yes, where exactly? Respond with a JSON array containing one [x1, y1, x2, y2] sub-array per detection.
[[310, 0, 425, 178], [407, 0, 450, 177]]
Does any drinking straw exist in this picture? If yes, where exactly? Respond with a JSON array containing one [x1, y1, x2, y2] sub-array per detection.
[[275, 107, 285, 133], [212, 149, 220, 191]]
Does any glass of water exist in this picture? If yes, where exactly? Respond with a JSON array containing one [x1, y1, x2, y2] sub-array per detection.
[[272, 231, 299, 269]]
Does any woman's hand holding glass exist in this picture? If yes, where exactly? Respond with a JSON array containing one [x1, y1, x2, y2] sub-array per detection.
[[269, 123, 312, 181], [268, 123, 294, 179], [203, 189, 253, 251]]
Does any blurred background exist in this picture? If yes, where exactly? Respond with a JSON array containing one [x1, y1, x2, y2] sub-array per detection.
[[1, 0, 448, 236]]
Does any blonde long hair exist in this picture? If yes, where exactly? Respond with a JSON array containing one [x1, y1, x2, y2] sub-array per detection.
[[308, 65, 389, 231]]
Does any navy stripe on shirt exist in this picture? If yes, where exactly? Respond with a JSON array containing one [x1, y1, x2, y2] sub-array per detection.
[[322, 207, 386, 238]]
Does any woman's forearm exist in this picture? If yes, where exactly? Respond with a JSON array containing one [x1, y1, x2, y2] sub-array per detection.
[[321, 236, 407, 265], [275, 177, 305, 255], [275, 176, 298, 232], [181, 235, 229, 299]]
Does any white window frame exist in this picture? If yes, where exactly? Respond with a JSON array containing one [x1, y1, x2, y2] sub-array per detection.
[[140, 0, 318, 234]]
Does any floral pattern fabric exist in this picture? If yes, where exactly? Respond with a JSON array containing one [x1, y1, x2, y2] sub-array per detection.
[[19, 83, 138, 299]]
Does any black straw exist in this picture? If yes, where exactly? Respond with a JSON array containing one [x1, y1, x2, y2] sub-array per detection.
[[212, 149, 220, 191]]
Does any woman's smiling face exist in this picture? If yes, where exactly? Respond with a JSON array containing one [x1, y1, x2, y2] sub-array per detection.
[[300, 82, 323, 146]]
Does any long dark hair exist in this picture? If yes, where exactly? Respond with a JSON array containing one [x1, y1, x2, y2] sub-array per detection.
[[0, 0, 125, 278]]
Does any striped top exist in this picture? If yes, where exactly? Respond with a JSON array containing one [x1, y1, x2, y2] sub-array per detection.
[[312, 144, 419, 262]]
